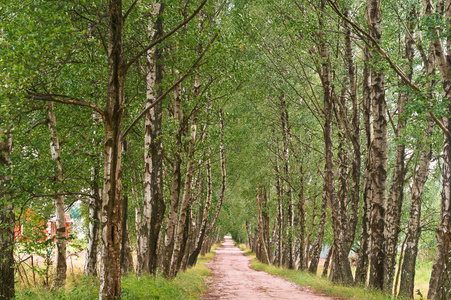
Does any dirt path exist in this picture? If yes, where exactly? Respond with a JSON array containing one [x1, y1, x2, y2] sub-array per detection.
[[204, 236, 333, 299]]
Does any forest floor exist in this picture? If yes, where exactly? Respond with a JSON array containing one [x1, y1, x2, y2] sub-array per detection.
[[204, 236, 334, 300]]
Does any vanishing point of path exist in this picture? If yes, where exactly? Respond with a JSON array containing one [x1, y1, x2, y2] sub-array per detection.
[[204, 236, 333, 300]]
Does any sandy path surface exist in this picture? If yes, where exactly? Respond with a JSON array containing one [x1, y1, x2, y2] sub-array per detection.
[[204, 236, 333, 299]]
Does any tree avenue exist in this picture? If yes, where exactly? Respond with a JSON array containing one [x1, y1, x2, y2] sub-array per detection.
[[0, 0, 450, 299]]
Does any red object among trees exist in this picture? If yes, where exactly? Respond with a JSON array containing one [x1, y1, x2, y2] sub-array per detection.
[[14, 209, 73, 242], [46, 214, 73, 240]]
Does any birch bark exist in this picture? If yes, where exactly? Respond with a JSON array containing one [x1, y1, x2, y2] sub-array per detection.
[[279, 94, 294, 269], [332, 89, 353, 282], [46, 102, 67, 288], [344, 9, 360, 258], [319, 30, 338, 280], [187, 105, 211, 267], [383, 14, 415, 292], [355, 45, 372, 285], [275, 154, 283, 267], [99, 1, 126, 297], [146, 15, 165, 274], [316, 2, 351, 282], [187, 156, 212, 266], [170, 15, 203, 271], [138, 2, 164, 275], [85, 165, 101, 277], [170, 115, 197, 277], [367, 0, 387, 290], [398, 15, 436, 296], [398, 118, 434, 298], [120, 164, 133, 275], [204, 109, 226, 236], [162, 77, 184, 276], [256, 187, 271, 264], [425, 0, 451, 298], [296, 181, 306, 270], [308, 189, 327, 274]]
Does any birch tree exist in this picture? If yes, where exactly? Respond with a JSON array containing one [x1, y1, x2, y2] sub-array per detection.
[[45, 102, 67, 288], [367, 0, 388, 290], [137, 2, 165, 275], [424, 0, 451, 297]]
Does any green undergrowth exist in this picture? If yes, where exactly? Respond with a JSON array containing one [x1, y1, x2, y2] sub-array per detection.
[[238, 244, 395, 300], [15, 245, 218, 300], [121, 260, 211, 300]]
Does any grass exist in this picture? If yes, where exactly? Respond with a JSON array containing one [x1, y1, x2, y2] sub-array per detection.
[[238, 244, 430, 300], [14, 275, 99, 300], [411, 259, 433, 299], [121, 264, 210, 300], [15, 245, 219, 300]]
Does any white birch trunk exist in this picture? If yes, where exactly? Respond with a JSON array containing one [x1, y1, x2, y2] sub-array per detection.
[[162, 75, 184, 276], [367, 0, 387, 290], [85, 113, 102, 277], [85, 175, 101, 277], [399, 117, 434, 298], [137, 2, 162, 274], [46, 102, 67, 288], [205, 109, 226, 236], [424, 1, 451, 298], [187, 156, 213, 266], [256, 187, 271, 264]]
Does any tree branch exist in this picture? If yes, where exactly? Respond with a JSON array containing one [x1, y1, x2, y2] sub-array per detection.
[[122, 32, 218, 140], [125, 0, 208, 71], [31, 192, 100, 204], [27, 120, 47, 133], [327, 0, 450, 136], [123, 0, 139, 22], [327, 0, 420, 92], [26, 93, 105, 118]]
